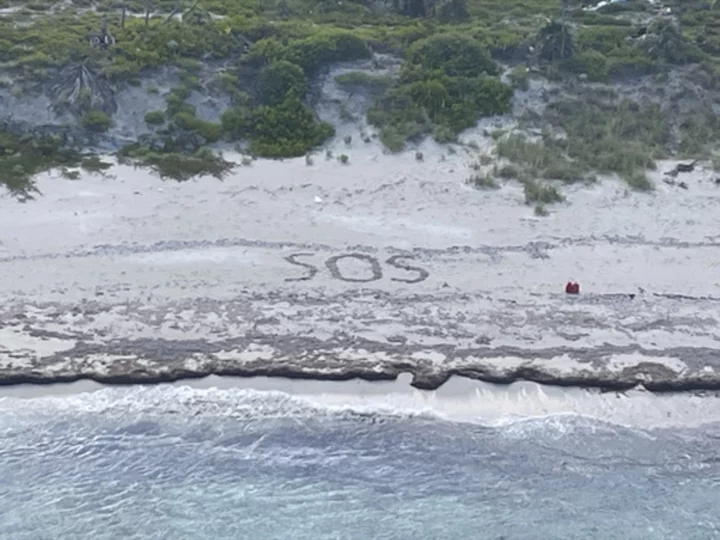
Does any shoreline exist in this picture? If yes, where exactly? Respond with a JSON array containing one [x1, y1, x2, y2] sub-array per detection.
[[3, 361, 720, 394], [3, 373, 720, 430]]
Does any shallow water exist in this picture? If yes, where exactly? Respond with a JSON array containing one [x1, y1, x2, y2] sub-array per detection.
[[0, 385, 719, 540]]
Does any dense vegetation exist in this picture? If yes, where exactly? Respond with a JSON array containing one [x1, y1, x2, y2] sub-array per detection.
[[0, 0, 719, 199]]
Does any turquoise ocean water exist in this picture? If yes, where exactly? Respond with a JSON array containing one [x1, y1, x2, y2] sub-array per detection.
[[0, 385, 718, 540]]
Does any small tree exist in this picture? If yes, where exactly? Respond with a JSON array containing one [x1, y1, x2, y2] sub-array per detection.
[[537, 20, 575, 63], [257, 60, 307, 106]]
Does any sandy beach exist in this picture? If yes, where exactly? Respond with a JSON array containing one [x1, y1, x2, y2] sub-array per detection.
[[1, 135, 720, 391]]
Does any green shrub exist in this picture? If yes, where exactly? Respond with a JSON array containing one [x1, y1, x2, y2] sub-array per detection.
[[144, 110, 165, 125], [537, 21, 574, 63], [258, 60, 307, 105], [178, 71, 202, 91], [577, 26, 630, 55], [334, 72, 394, 93], [250, 31, 371, 74], [508, 64, 530, 91], [562, 50, 609, 81], [468, 173, 499, 189], [678, 111, 720, 156], [0, 131, 82, 200], [498, 96, 675, 185], [119, 147, 235, 182], [81, 110, 112, 133], [623, 170, 653, 191], [369, 74, 512, 149], [172, 111, 223, 142], [403, 33, 498, 78], [249, 95, 335, 157], [523, 179, 564, 205], [169, 85, 192, 102], [175, 57, 203, 73], [364, 30, 511, 151], [197, 121, 223, 143], [496, 164, 522, 179], [221, 107, 252, 140]]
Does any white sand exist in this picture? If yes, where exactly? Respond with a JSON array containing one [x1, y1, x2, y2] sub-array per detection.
[[0, 136, 719, 390]]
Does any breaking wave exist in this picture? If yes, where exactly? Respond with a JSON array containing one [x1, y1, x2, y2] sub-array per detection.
[[1, 384, 720, 539]]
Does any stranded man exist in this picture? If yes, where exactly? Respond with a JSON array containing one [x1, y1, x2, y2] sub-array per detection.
[[565, 281, 580, 294]]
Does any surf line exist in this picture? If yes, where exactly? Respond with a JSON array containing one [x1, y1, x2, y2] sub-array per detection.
[[283, 252, 430, 284]]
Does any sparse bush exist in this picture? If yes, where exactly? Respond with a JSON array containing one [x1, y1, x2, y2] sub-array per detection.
[[172, 112, 223, 142], [508, 64, 529, 91], [496, 163, 522, 179], [221, 107, 252, 140], [144, 110, 165, 126], [258, 60, 307, 106], [403, 33, 498, 78], [523, 179, 564, 205], [335, 72, 394, 93], [248, 95, 335, 158], [81, 110, 112, 133], [118, 145, 234, 182], [561, 50, 609, 82], [623, 170, 653, 191], [468, 173, 499, 190], [537, 21, 575, 63]]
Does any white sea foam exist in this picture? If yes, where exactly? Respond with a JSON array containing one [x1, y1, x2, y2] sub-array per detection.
[[1, 375, 719, 432]]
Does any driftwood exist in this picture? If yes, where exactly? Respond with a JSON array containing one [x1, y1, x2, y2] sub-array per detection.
[[664, 160, 698, 178]]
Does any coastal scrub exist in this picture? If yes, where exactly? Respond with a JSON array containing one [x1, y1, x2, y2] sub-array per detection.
[[367, 32, 513, 150], [0, 0, 719, 194]]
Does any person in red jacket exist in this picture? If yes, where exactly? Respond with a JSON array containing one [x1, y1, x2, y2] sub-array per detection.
[[565, 281, 580, 294]]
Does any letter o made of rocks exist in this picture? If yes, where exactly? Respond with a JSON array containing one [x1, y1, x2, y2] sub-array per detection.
[[325, 253, 383, 283]]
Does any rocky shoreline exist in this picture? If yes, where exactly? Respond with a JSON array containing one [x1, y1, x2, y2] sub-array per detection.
[[3, 335, 720, 394], [3, 282, 720, 394]]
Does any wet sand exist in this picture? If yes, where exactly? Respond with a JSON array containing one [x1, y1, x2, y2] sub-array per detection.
[[1, 137, 720, 391]]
